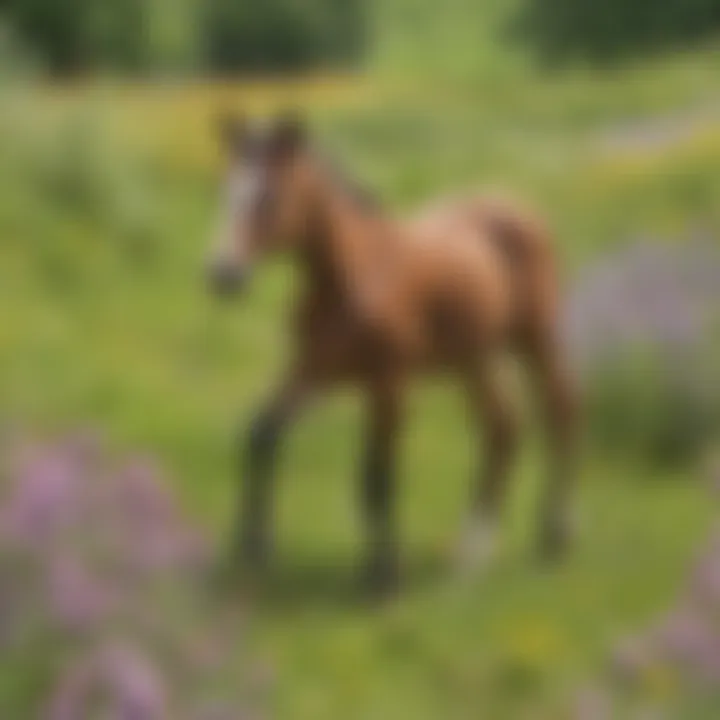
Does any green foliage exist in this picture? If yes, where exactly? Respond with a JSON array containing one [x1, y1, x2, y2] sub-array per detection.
[[587, 354, 720, 465], [518, 0, 720, 62], [0, 0, 365, 75], [0, 88, 162, 264], [0, 0, 198, 74], [1, 0, 146, 73], [202, 0, 365, 73]]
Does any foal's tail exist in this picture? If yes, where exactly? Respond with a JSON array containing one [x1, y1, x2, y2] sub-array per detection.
[[471, 194, 550, 264], [471, 193, 560, 330]]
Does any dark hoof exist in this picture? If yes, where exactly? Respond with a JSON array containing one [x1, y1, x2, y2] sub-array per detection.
[[231, 532, 271, 575], [360, 557, 400, 601], [538, 517, 572, 563]]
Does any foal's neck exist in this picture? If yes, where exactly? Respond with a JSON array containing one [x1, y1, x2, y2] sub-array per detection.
[[301, 164, 394, 301]]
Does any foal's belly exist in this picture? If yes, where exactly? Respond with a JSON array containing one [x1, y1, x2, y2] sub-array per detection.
[[298, 298, 511, 383]]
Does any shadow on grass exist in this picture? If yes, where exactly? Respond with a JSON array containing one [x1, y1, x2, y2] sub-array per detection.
[[213, 550, 450, 614]]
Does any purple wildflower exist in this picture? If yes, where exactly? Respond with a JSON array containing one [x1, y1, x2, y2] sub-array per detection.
[[686, 530, 720, 606], [653, 610, 716, 667], [564, 236, 720, 373], [46, 655, 97, 720], [47, 643, 168, 720], [610, 635, 653, 684], [190, 703, 246, 720], [101, 641, 169, 720], [573, 685, 613, 720], [47, 555, 115, 631], [707, 459, 720, 499], [1, 447, 82, 545], [1, 431, 255, 720]]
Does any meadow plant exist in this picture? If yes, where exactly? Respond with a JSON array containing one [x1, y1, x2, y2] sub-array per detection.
[[564, 235, 720, 462], [573, 461, 720, 719], [0, 81, 162, 259], [0, 430, 263, 719]]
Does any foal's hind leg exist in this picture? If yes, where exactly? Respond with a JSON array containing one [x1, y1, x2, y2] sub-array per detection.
[[233, 371, 311, 571], [456, 361, 519, 573], [525, 332, 579, 561], [360, 377, 403, 596]]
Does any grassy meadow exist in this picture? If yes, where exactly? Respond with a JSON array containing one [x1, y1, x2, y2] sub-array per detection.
[[2, 10, 720, 716]]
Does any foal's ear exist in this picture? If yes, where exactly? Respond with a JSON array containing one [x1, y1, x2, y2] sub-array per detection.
[[215, 110, 247, 154], [271, 111, 307, 158]]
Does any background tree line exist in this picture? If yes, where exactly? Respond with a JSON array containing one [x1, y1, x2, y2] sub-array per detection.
[[517, 0, 720, 61], [1, 0, 720, 76], [0, 0, 366, 75]]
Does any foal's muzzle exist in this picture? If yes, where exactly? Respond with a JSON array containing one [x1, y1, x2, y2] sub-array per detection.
[[206, 260, 249, 299]]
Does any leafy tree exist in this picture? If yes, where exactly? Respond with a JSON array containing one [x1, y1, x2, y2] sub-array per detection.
[[518, 0, 720, 62], [0, 0, 365, 75], [201, 0, 365, 73]]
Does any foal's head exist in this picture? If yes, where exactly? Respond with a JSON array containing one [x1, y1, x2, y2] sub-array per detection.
[[206, 112, 315, 297]]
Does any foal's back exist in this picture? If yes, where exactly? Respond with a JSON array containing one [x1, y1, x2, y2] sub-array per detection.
[[393, 192, 555, 363]]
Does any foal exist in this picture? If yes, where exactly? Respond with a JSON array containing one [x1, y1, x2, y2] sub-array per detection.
[[207, 113, 577, 594]]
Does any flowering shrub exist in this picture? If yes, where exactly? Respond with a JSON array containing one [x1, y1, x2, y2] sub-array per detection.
[[0, 430, 263, 719], [564, 235, 720, 462]]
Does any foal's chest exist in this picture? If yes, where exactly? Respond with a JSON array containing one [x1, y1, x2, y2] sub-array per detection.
[[292, 293, 417, 378]]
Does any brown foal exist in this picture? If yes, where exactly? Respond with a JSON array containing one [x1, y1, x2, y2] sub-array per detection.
[[206, 113, 578, 594]]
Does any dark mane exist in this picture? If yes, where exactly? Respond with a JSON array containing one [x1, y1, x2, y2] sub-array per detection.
[[314, 149, 381, 212]]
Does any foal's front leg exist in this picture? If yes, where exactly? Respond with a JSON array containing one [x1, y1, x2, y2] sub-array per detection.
[[361, 379, 402, 596], [233, 372, 311, 570]]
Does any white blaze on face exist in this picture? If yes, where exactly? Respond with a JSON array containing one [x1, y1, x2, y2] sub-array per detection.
[[210, 163, 265, 272]]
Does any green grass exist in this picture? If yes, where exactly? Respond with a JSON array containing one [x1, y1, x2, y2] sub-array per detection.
[[3, 6, 720, 714], [2, 206, 714, 716]]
